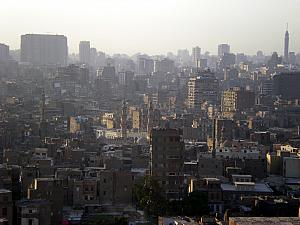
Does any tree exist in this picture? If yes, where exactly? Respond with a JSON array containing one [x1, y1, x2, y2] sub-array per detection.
[[133, 175, 168, 217]]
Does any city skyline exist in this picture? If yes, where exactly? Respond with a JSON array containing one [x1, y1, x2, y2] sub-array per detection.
[[1, 0, 300, 55]]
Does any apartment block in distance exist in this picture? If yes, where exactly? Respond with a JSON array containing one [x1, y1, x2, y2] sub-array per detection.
[[21, 34, 68, 66]]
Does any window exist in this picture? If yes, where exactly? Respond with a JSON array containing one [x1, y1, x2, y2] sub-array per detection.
[[103, 178, 106, 183], [103, 191, 106, 196], [28, 219, 33, 225]]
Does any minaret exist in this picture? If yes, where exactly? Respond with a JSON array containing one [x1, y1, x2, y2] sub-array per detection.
[[121, 100, 127, 139], [284, 23, 289, 64]]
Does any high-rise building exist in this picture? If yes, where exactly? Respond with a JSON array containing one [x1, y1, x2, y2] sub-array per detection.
[[213, 119, 234, 147], [221, 87, 255, 118], [90, 47, 98, 67], [100, 65, 116, 84], [79, 41, 91, 64], [284, 27, 289, 63], [21, 34, 68, 65], [0, 43, 9, 62], [137, 56, 154, 75], [154, 58, 174, 73], [150, 128, 184, 200], [177, 49, 190, 65], [187, 71, 219, 110], [118, 71, 134, 86], [218, 44, 230, 57], [218, 53, 236, 71], [192, 46, 201, 67]]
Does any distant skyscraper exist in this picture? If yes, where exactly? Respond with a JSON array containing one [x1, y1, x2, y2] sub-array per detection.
[[21, 34, 68, 65], [192, 46, 201, 67], [137, 56, 154, 75], [79, 41, 91, 64], [177, 49, 190, 64], [90, 47, 98, 67], [0, 43, 9, 61], [284, 26, 289, 63], [218, 44, 230, 57]]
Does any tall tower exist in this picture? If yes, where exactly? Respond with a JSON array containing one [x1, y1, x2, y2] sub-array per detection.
[[284, 24, 289, 64], [121, 100, 127, 139], [192, 46, 201, 67]]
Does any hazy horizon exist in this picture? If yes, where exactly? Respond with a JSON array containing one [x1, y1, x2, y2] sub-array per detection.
[[1, 0, 300, 56]]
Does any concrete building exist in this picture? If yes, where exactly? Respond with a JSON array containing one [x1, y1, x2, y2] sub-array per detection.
[[21, 34, 68, 65], [273, 72, 300, 100], [98, 170, 133, 205], [120, 100, 127, 139], [198, 58, 208, 69], [213, 118, 235, 147], [79, 41, 90, 64], [16, 199, 51, 225], [192, 46, 201, 67], [190, 177, 224, 214], [187, 71, 219, 110], [221, 87, 255, 118], [283, 157, 300, 178], [154, 58, 174, 73], [221, 174, 273, 207], [28, 178, 64, 225], [150, 128, 184, 200], [0, 189, 12, 225], [132, 108, 142, 130], [218, 44, 230, 57], [0, 44, 9, 62], [137, 57, 154, 75], [118, 71, 134, 86], [73, 178, 98, 206]]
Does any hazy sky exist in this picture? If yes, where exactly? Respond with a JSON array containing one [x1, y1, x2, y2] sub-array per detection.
[[1, 0, 299, 56]]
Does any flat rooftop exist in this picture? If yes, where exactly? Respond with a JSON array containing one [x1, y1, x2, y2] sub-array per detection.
[[221, 183, 273, 193], [229, 217, 300, 225]]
